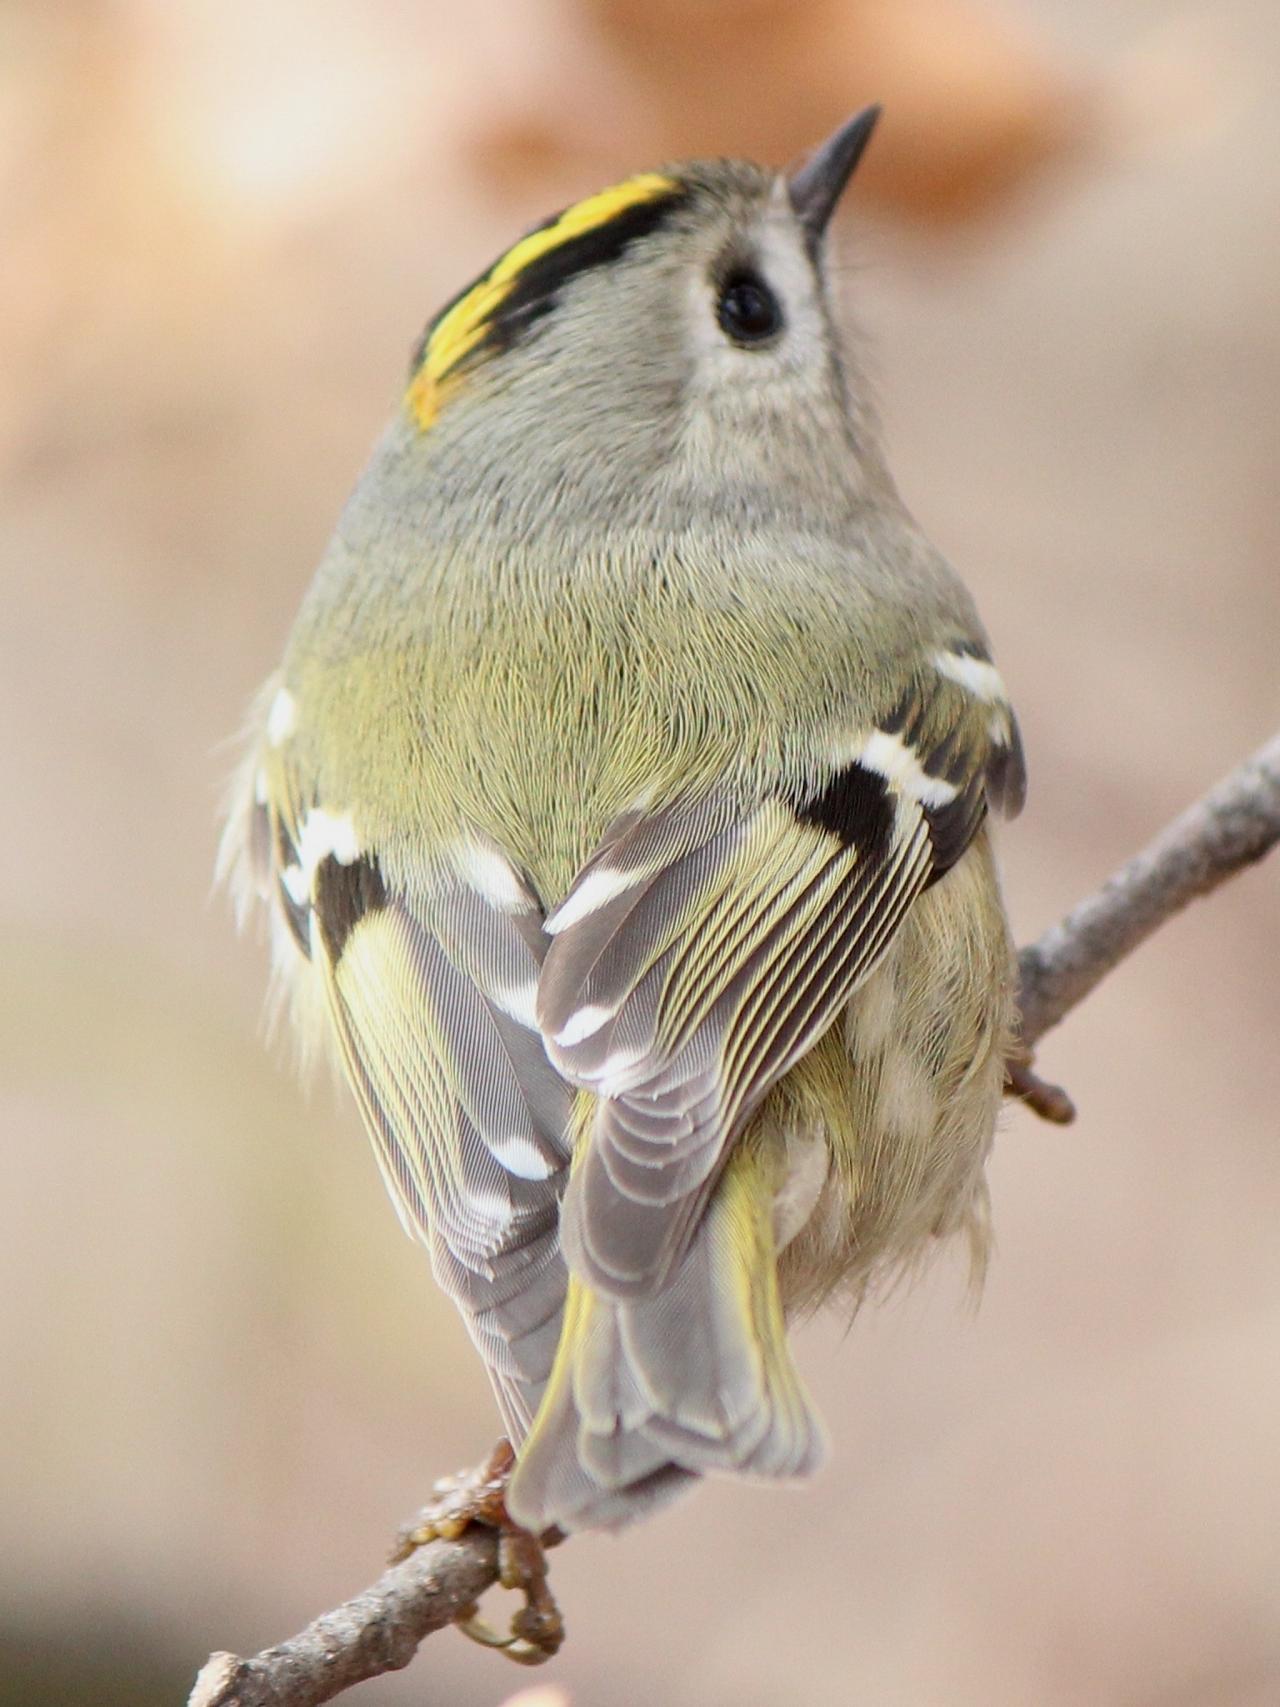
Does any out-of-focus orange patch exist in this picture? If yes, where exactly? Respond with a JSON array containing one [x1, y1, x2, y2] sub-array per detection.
[[466, 0, 1094, 227]]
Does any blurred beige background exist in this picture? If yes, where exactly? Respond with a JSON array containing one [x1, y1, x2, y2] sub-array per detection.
[[2, 2, 1278, 1703]]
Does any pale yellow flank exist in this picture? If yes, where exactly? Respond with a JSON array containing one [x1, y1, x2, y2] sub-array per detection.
[[406, 173, 679, 430]]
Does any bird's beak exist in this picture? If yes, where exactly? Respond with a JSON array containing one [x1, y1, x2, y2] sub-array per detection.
[[787, 106, 882, 241]]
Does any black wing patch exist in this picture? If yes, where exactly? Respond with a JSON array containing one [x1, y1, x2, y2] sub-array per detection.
[[790, 763, 895, 857], [313, 852, 388, 961]]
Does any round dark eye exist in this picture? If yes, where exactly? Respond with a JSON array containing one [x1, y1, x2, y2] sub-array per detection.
[[716, 271, 783, 346]]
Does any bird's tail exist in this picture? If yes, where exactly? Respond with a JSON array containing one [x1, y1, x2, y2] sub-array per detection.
[[507, 1145, 826, 1533]]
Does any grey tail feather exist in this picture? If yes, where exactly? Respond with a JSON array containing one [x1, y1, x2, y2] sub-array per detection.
[[506, 1163, 826, 1534]]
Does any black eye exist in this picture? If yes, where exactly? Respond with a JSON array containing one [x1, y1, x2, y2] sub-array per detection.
[[716, 270, 783, 347]]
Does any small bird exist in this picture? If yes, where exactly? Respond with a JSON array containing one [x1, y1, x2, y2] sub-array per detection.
[[222, 108, 1025, 1537]]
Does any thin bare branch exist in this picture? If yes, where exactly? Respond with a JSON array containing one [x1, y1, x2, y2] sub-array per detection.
[[190, 730, 1280, 1707], [189, 1529, 499, 1707], [1017, 728, 1280, 1046]]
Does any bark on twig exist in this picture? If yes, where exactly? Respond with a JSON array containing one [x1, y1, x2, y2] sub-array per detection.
[[1016, 729, 1280, 1045], [189, 1529, 499, 1707], [189, 730, 1280, 1707]]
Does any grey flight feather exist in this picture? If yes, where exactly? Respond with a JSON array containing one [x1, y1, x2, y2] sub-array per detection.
[[316, 871, 573, 1439], [539, 775, 940, 1302]]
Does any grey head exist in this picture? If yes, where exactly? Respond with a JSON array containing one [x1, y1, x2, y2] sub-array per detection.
[[395, 109, 897, 538]]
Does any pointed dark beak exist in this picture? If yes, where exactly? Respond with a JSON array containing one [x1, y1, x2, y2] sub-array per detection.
[[787, 105, 882, 241]]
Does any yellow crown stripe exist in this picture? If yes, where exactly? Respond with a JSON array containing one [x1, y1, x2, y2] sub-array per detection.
[[407, 172, 679, 431]]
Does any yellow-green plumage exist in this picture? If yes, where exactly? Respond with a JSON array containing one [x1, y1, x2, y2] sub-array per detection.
[[223, 113, 1024, 1532]]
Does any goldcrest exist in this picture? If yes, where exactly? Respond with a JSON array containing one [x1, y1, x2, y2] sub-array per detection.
[[222, 109, 1025, 1533]]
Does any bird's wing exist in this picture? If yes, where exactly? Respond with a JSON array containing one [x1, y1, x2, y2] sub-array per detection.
[[248, 781, 574, 1439], [539, 665, 1024, 1299]]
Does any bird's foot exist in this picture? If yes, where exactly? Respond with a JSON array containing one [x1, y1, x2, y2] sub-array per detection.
[[391, 1439, 565, 1664]]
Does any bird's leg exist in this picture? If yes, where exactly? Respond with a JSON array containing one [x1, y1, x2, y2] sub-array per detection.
[[391, 1439, 565, 1664], [1004, 1050, 1076, 1124]]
